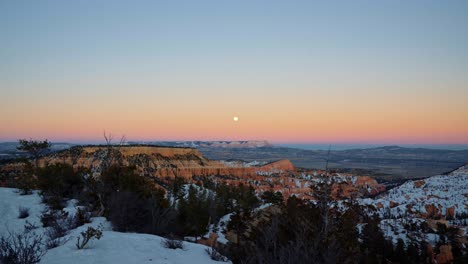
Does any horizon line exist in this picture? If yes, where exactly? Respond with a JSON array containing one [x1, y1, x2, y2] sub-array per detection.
[[1, 139, 468, 146]]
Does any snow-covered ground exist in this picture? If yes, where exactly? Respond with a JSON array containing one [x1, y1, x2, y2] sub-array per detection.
[[43, 222, 224, 264], [0, 188, 44, 236], [0, 187, 230, 264], [379, 218, 440, 245], [357, 165, 468, 246], [360, 165, 468, 219], [221, 160, 267, 168], [205, 213, 232, 245]]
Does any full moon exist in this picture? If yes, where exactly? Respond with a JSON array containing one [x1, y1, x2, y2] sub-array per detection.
[[233, 116, 239, 122]]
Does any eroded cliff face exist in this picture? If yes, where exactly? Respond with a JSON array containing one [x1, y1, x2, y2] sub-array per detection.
[[31, 146, 296, 180]]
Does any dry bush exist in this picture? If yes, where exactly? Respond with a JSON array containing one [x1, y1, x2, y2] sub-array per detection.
[[0, 231, 46, 264], [18, 207, 30, 219], [76, 226, 103, 250], [206, 246, 229, 262], [161, 235, 184, 250]]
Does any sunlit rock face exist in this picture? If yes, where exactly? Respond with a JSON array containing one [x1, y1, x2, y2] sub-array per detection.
[[5, 145, 295, 180]]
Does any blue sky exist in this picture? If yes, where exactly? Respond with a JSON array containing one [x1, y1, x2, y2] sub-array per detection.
[[1, 1, 467, 143]]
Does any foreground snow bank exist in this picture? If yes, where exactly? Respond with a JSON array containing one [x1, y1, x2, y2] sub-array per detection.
[[0, 187, 229, 264], [43, 228, 225, 264]]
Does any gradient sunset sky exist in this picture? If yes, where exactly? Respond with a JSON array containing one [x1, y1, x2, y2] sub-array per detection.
[[1, 1, 467, 144]]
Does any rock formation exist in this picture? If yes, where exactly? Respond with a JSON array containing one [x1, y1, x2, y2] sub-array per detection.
[[0, 145, 384, 200], [436, 245, 454, 264]]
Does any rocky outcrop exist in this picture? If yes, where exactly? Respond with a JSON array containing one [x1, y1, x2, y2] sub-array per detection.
[[35, 146, 293, 180], [425, 204, 441, 219], [414, 180, 425, 188], [255, 159, 294, 174], [0, 145, 384, 200], [436, 245, 454, 264], [354, 176, 386, 196], [445, 207, 455, 219]]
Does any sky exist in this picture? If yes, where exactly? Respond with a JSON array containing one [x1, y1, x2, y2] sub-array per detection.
[[1, 0, 467, 144]]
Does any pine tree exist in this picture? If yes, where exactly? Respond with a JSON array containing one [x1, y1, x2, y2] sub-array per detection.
[[395, 239, 409, 263], [17, 139, 51, 167]]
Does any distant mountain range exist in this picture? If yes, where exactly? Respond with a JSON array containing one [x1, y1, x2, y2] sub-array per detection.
[[0, 142, 76, 158], [127, 140, 272, 148], [194, 143, 468, 180]]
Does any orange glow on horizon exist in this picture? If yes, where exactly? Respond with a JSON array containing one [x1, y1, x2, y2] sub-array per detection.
[[1, 1, 468, 146], [1, 106, 467, 144]]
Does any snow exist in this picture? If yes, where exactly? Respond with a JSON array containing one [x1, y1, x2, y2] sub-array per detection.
[[205, 213, 232, 244], [0, 188, 45, 235], [0, 187, 230, 264], [254, 203, 272, 212], [220, 160, 267, 168], [43, 224, 225, 264], [359, 167, 468, 219], [357, 165, 468, 246], [378, 218, 444, 246]]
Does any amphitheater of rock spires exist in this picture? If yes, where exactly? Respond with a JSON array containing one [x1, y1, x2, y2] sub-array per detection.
[[1, 145, 385, 199]]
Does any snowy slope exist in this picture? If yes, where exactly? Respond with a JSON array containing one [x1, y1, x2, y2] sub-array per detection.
[[360, 165, 468, 219], [43, 221, 224, 264], [357, 165, 468, 245], [0, 187, 230, 264]]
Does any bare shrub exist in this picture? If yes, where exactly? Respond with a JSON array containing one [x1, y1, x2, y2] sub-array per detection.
[[44, 226, 68, 250], [16, 174, 35, 196], [206, 246, 229, 262], [74, 207, 91, 227], [45, 236, 67, 250], [40, 210, 70, 229], [161, 235, 184, 250], [41, 194, 65, 211], [41, 209, 75, 249], [0, 231, 46, 264], [76, 226, 103, 250], [18, 207, 30, 219], [23, 221, 38, 233]]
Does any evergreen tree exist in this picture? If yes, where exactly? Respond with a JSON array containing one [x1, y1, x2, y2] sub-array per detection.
[[261, 190, 283, 205], [17, 139, 51, 167], [361, 215, 386, 263], [395, 239, 409, 263], [177, 185, 210, 240]]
